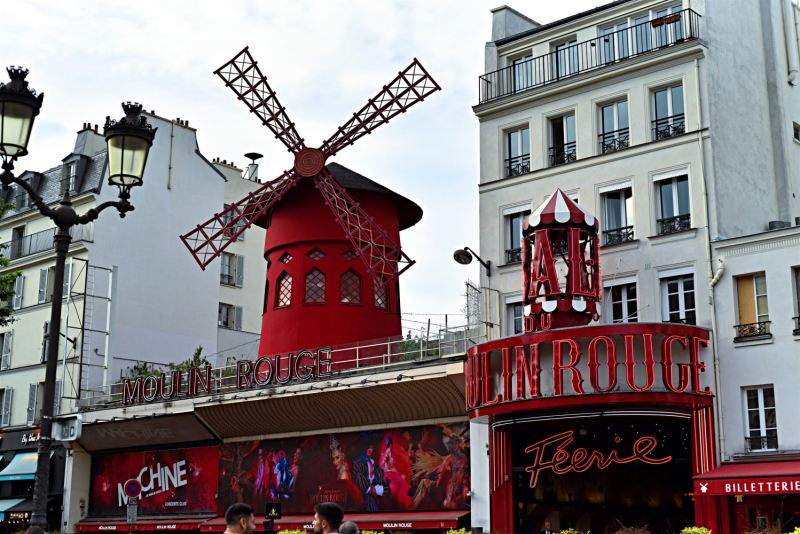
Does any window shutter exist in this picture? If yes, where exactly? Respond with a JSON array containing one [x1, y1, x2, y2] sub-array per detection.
[[41, 321, 50, 363], [12, 275, 23, 310], [38, 268, 48, 304], [1, 388, 12, 427], [234, 306, 243, 331], [60, 165, 69, 195], [26, 383, 38, 425], [1, 331, 11, 370], [53, 379, 61, 415], [235, 255, 245, 287], [63, 261, 72, 299]]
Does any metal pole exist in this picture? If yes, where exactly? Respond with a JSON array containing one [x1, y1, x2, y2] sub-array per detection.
[[30, 226, 72, 528], [60, 257, 73, 412]]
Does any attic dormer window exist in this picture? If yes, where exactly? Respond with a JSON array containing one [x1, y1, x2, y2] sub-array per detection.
[[15, 184, 29, 209], [66, 163, 77, 191]]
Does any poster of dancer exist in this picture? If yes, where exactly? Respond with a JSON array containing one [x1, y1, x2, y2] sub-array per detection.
[[217, 422, 470, 514]]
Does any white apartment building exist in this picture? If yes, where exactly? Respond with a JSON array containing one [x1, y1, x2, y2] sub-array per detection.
[[473, 0, 800, 530], [0, 114, 266, 431]]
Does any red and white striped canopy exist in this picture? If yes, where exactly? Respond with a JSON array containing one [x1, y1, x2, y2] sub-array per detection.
[[525, 189, 598, 231]]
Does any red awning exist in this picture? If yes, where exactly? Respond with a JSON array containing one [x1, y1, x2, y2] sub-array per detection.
[[694, 460, 800, 496], [200, 512, 469, 532], [77, 518, 211, 532]]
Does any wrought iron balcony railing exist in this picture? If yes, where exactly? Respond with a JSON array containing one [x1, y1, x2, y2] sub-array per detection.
[[599, 129, 630, 154], [794, 316, 800, 335], [506, 248, 522, 264], [550, 142, 577, 167], [478, 9, 701, 104], [657, 214, 691, 235], [220, 273, 235, 286], [653, 114, 686, 140], [4, 224, 93, 261], [603, 225, 635, 245], [734, 321, 771, 342], [505, 154, 531, 177], [746, 435, 778, 452]]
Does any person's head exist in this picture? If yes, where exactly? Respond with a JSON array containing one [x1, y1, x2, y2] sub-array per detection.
[[25, 527, 45, 534], [225, 503, 255, 534], [313, 502, 344, 534], [365, 445, 374, 457], [339, 521, 359, 534], [544, 522, 552, 532]]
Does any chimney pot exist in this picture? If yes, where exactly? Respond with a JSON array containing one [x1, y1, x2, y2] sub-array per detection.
[[223, 160, 227, 165], [185, 120, 189, 127], [94, 124, 98, 133], [82, 123, 86, 129]]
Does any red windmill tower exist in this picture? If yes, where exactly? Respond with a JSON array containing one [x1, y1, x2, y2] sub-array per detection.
[[522, 189, 602, 330], [181, 47, 440, 357]]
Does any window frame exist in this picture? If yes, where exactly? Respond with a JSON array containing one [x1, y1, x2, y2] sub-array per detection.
[[339, 268, 362, 306], [553, 39, 578, 79], [505, 126, 531, 177], [601, 4, 685, 57], [506, 209, 531, 264], [218, 303, 233, 328], [661, 273, 696, 325], [275, 271, 292, 309], [743, 386, 778, 451], [609, 282, 638, 323], [598, 100, 630, 154], [220, 253, 235, 286], [603, 187, 634, 233], [652, 84, 686, 140], [508, 303, 524, 335], [549, 114, 577, 167], [511, 54, 533, 93], [374, 276, 389, 311], [655, 175, 690, 233], [303, 267, 326, 305]]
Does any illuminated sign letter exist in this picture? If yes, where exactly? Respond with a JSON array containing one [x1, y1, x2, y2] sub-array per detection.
[[253, 356, 274, 386], [552, 339, 584, 395], [624, 334, 655, 392], [587, 336, 617, 393], [294, 350, 316, 381], [481, 352, 501, 405], [316, 347, 333, 378], [515, 344, 541, 400], [123, 377, 142, 405], [142, 375, 160, 402], [274, 353, 294, 384], [529, 229, 561, 298], [195, 366, 212, 394], [236, 360, 253, 389], [690, 337, 712, 395], [660, 335, 691, 393], [501, 348, 513, 402]]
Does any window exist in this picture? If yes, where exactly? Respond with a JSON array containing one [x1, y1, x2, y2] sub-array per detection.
[[11, 275, 23, 310], [10, 226, 24, 260], [340, 269, 362, 305], [603, 6, 686, 62], [220, 253, 235, 286], [735, 274, 770, 340], [306, 248, 326, 261], [653, 5, 685, 47], [599, 101, 629, 153], [512, 54, 533, 92], [0, 388, 11, 428], [27, 383, 44, 425], [554, 40, 578, 79], [794, 268, 800, 335], [218, 303, 242, 329], [603, 187, 634, 244], [653, 85, 685, 140], [744, 386, 778, 451], [279, 251, 292, 264], [15, 185, 29, 209], [656, 175, 690, 234], [794, 124, 800, 142], [67, 163, 77, 191], [506, 209, 530, 263], [0, 331, 12, 370], [662, 274, 695, 325], [41, 321, 50, 363], [263, 278, 269, 316], [342, 248, 358, 261], [600, 22, 630, 63], [375, 276, 389, 310], [610, 283, 638, 323], [510, 303, 524, 335], [304, 268, 326, 304], [506, 127, 530, 177], [275, 272, 292, 308], [221, 204, 246, 241], [550, 115, 576, 166]]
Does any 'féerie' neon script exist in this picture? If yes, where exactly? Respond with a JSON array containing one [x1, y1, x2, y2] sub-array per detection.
[[524, 430, 672, 487]]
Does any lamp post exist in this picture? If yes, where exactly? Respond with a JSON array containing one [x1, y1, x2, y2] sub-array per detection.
[[0, 66, 157, 529]]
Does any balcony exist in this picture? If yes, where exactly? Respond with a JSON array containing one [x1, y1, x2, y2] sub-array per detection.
[[505, 154, 530, 177], [734, 321, 771, 342], [4, 224, 93, 261], [794, 316, 800, 335], [603, 225, 635, 245], [220, 273, 235, 286], [657, 214, 691, 235], [653, 114, 686, 140], [746, 435, 778, 452], [478, 9, 701, 104], [550, 142, 577, 167], [599, 129, 630, 154], [506, 248, 522, 264]]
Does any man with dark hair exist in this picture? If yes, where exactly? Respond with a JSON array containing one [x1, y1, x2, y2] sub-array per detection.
[[352, 433, 389, 511], [340, 521, 359, 534], [312, 502, 344, 534], [225, 503, 255, 534]]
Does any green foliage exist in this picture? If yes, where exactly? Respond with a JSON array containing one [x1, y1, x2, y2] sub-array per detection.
[[445, 529, 471, 534], [168, 345, 211, 373], [0, 199, 22, 328], [682, 528, 712, 534], [559, 529, 590, 534], [396, 330, 422, 361], [612, 526, 650, 534]]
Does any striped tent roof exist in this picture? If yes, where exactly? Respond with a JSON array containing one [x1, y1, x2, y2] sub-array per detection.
[[524, 188, 598, 231]]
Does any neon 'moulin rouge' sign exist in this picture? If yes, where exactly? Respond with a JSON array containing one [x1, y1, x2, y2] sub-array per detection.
[[524, 430, 672, 487]]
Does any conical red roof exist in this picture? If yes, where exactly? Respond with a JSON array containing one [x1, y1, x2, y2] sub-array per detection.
[[524, 188, 598, 231]]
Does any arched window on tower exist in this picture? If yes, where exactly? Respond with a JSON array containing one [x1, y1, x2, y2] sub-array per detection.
[[374, 275, 389, 310], [340, 268, 362, 305], [304, 268, 326, 304], [275, 271, 292, 308]]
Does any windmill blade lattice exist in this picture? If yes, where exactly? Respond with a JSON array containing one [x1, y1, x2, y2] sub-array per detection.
[[314, 169, 414, 288], [321, 59, 441, 159], [181, 169, 301, 269], [215, 47, 306, 154]]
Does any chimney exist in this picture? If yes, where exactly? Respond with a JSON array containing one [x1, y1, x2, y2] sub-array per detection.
[[185, 120, 189, 127], [94, 124, 98, 133], [490, 5, 539, 41]]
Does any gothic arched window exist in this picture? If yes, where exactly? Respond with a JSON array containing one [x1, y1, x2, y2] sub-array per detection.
[[275, 271, 292, 308], [340, 268, 362, 305], [304, 268, 326, 304]]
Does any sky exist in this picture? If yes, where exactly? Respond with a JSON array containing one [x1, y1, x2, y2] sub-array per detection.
[[2, 0, 601, 334]]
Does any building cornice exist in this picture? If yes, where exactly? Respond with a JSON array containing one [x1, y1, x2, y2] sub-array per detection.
[[712, 227, 800, 257]]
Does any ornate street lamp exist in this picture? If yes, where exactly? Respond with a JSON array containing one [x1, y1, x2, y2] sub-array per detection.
[[0, 66, 157, 530]]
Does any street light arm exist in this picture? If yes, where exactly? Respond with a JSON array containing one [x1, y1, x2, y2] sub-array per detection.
[[463, 246, 492, 277], [0, 159, 56, 219], [77, 195, 134, 223]]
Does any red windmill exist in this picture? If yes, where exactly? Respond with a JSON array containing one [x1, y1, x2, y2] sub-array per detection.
[[181, 47, 440, 356]]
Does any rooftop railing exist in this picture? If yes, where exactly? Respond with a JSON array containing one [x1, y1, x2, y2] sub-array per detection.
[[478, 9, 701, 104], [4, 223, 93, 261]]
